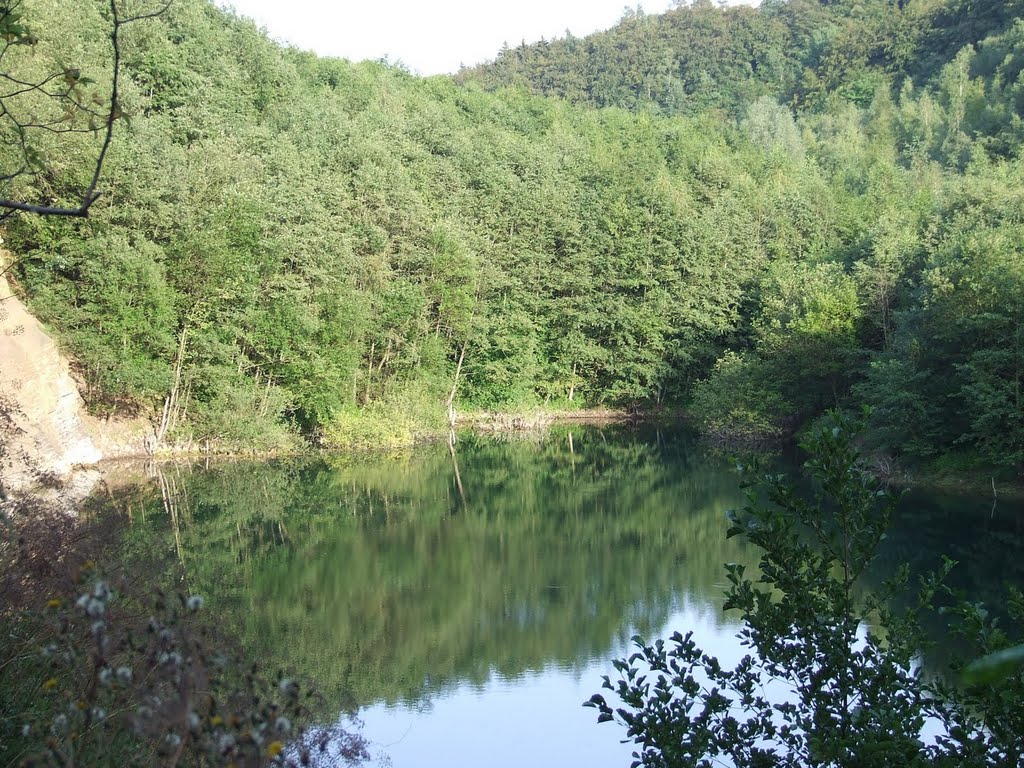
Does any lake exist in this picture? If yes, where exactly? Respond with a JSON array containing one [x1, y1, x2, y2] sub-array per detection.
[[108, 423, 1024, 767]]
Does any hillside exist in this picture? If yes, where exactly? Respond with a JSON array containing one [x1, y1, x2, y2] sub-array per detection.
[[459, 0, 1024, 118], [0, 0, 1021, 472]]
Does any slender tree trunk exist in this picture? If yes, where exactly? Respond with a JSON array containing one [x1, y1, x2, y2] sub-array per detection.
[[377, 337, 392, 372], [365, 341, 375, 403], [446, 341, 467, 428], [157, 325, 188, 445], [259, 375, 273, 418]]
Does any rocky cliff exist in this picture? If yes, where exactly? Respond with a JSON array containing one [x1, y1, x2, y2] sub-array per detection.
[[0, 260, 103, 503]]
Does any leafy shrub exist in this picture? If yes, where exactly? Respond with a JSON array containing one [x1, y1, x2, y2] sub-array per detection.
[[588, 411, 1024, 767], [688, 351, 793, 442], [320, 380, 448, 450], [1, 565, 368, 767], [185, 379, 302, 454], [0, 497, 368, 767]]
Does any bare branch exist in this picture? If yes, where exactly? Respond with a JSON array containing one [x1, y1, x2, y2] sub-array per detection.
[[0, 0, 172, 218], [0, 194, 99, 217]]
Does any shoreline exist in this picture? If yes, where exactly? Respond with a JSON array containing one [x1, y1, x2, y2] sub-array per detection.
[[24, 408, 1024, 503], [61, 408, 648, 490], [91, 407, 652, 462]]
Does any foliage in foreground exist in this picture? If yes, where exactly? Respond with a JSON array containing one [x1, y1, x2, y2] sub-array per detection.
[[588, 412, 1024, 767], [0, 500, 368, 767]]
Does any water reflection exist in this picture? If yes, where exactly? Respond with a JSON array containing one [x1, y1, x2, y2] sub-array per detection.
[[353, 603, 746, 768], [109, 424, 1024, 767], [121, 425, 756, 710]]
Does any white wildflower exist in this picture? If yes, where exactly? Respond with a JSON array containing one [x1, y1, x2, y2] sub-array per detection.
[[159, 651, 183, 667]]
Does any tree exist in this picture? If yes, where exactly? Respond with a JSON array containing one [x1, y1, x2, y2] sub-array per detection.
[[588, 411, 1024, 766], [753, 260, 862, 412], [0, 0, 170, 219]]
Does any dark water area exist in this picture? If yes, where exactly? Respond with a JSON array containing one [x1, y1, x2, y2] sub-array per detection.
[[108, 424, 1024, 767]]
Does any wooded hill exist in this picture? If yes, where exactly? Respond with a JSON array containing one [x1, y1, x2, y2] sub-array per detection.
[[2, 0, 1022, 470], [460, 0, 1024, 120]]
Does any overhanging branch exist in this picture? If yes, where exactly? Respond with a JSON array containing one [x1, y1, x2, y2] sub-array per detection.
[[0, 193, 101, 218], [0, 0, 172, 219]]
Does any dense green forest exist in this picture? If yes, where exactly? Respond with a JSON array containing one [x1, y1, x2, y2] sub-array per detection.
[[2, 0, 1023, 470]]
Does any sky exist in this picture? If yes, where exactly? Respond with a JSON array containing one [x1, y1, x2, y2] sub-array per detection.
[[218, 1, 757, 77]]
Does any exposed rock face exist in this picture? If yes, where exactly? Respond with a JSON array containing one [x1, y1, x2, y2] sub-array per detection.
[[1, 267, 103, 500]]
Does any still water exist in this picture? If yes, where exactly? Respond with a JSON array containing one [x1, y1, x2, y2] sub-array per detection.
[[114, 424, 1024, 767]]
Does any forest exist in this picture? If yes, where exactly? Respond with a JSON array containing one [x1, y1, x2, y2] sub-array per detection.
[[2, 0, 1023, 474]]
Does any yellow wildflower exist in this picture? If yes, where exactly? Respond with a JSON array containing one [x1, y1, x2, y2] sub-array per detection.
[[42, 678, 58, 691], [46, 598, 61, 609], [267, 741, 284, 758]]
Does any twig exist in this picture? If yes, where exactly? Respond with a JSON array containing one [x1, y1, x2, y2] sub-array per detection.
[[0, 0, 173, 218]]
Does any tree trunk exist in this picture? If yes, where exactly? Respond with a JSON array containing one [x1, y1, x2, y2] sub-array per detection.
[[446, 341, 467, 428], [157, 325, 188, 445]]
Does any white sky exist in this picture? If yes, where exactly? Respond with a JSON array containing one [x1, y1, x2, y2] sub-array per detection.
[[219, 1, 758, 76]]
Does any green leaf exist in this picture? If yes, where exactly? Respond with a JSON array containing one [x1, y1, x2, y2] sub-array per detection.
[[961, 644, 1024, 686]]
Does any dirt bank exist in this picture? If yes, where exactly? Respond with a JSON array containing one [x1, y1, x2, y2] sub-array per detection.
[[0, 259, 151, 507], [0, 266, 101, 498]]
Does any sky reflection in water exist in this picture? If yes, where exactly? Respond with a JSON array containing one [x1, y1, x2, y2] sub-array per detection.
[[117, 424, 1024, 768], [356, 604, 745, 768]]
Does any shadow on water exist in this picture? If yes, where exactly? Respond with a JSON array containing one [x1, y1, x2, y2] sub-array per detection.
[[103, 424, 1024, 737], [112, 424, 760, 710]]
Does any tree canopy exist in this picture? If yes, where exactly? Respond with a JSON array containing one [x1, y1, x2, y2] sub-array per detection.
[[1, 0, 1022, 472]]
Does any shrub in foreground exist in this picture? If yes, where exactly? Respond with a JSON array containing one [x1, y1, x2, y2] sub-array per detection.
[[588, 411, 1023, 767], [0, 502, 369, 767]]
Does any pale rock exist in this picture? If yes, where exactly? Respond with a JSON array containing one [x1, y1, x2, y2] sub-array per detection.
[[1, 263, 102, 504]]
